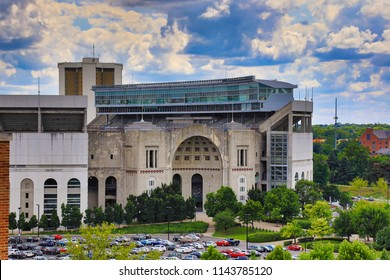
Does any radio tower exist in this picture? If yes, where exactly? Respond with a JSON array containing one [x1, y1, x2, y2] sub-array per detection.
[[334, 98, 338, 149]]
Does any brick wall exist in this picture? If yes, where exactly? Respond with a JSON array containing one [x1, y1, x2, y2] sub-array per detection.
[[0, 134, 11, 260]]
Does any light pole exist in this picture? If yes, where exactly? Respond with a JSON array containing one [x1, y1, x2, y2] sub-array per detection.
[[36, 204, 40, 238], [166, 206, 172, 241], [18, 207, 21, 243], [244, 214, 249, 250]]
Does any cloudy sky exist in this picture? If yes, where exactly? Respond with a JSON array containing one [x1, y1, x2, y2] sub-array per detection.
[[0, 0, 389, 124]]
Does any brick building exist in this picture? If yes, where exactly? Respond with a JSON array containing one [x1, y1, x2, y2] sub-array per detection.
[[359, 128, 390, 155], [0, 133, 11, 260]]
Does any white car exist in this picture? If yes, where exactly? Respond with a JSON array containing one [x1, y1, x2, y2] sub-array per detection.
[[174, 247, 192, 253], [193, 242, 204, 249], [151, 245, 166, 252], [203, 241, 217, 248]]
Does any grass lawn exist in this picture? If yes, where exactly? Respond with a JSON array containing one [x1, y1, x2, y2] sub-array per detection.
[[18, 221, 209, 237], [213, 226, 271, 241], [338, 185, 385, 199]]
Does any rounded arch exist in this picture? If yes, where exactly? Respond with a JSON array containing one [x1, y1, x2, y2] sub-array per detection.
[[44, 178, 58, 218], [301, 172, 305, 180], [191, 174, 203, 212], [88, 176, 99, 209], [147, 176, 156, 196], [20, 178, 34, 220], [105, 176, 117, 206], [295, 172, 299, 182], [172, 174, 182, 193], [67, 178, 81, 208]]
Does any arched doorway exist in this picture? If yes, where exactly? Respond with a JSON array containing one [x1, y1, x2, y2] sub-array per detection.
[[105, 176, 117, 206], [44, 178, 57, 220], [191, 174, 203, 212], [172, 135, 222, 212], [88, 177, 98, 209], [172, 174, 182, 193]]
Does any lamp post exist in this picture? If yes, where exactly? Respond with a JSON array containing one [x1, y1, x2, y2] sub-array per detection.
[[244, 214, 249, 250], [18, 207, 21, 243], [166, 206, 172, 241], [36, 204, 40, 238]]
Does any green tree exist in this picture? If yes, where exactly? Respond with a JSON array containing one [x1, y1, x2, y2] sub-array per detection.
[[238, 200, 264, 229], [113, 203, 125, 226], [49, 209, 60, 229], [336, 157, 354, 184], [201, 246, 228, 260], [308, 217, 333, 239], [264, 185, 300, 224], [380, 249, 390, 260], [280, 220, 304, 244], [320, 184, 340, 202], [327, 149, 339, 184], [28, 215, 38, 232], [185, 197, 196, 220], [17, 212, 26, 231], [266, 245, 292, 260], [204, 186, 241, 217], [61, 203, 71, 229], [333, 210, 355, 241], [350, 177, 369, 197], [353, 201, 390, 241], [213, 209, 236, 232], [313, 153, 330, 186], [94, 206, 105, 225], [298, 242, 335, 260], [104, 205, 115, 223], [295, 180, 323, 207], [67, 222, 161, 260], [303, 200, 333, 222], [84, 208, 94, 225], [124, 199, 136, 224], [338, 191, 353, 209], [337, 240, 376, 260], [9, 212, 17, 233], [38, 214, 48, 230], [247, 186, 264, 204], [376, 226, 390, 250], [69, 205, 83, 228], [340, 140, 370, 180]]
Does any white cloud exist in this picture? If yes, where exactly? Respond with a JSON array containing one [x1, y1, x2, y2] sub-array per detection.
[[360, 0, 390, 20], [325, 26, 377, 49], [0, 61, 16, 77], [200, 0, 231, 19], [360, 29, 390, 54]]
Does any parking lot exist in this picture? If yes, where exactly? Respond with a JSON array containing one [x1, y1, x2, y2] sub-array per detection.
[[8, 232, 304, 260]]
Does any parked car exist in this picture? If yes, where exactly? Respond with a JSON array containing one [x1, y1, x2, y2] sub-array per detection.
[[26, 236, 39, 242], [8, 237, 23, 244], [248, 245, 266, 252], [287, 244, 302, 251], [174, 246, 192, 253], [53, 234, 63, 240], [216, 239, 230, 246], [151, 245, 166, 252], [183, 255, 198, 260], [241, 249, 261, 257], [224, 238, 240, 246], [33, 255, 47, 260], [132, 234, 151, 241], [193, 242, 204, 249], [203, 241, 217, 248], [9, 251, 26, 259]]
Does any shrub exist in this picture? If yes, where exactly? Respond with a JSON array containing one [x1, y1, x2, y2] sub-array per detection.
[[295, 219, 311, 229], [248, 231, 282, 243]]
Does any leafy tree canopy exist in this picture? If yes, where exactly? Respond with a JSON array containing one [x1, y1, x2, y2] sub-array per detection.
[[204, 186, 242, 217]]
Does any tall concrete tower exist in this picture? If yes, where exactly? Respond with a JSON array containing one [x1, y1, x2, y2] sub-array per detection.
[[58, 57, 123, 123]]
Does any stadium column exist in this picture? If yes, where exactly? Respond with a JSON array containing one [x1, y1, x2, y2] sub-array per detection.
[[0, 133, 11, 260]]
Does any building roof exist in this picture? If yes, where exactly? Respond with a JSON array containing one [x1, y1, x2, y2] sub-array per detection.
[[256, 79, 297, 89], [373, 130, 390, 139], [376, 148, 390, 155]]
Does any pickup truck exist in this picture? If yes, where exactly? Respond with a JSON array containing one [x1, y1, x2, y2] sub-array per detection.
[[225, 238, 240, 246]]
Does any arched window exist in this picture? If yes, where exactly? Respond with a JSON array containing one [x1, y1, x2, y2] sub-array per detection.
[[88, 176, 99, 209], [147, 177, 156, 196], [295, 172, 299, 182], [44, 178, 57, 218], [67, 178, 80, 208], [20, 179, 34, 220], [301, 172, 305, 180]]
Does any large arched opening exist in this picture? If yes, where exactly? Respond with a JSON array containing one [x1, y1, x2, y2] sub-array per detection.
[[172, 136, 222, 211], [105, 176, 117, 207], [88, 176, 99, 209]]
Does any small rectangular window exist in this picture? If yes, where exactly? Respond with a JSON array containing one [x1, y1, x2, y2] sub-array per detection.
[[205, 156, 210, 161], [25, 202, 29, 208], [195, 156, 200, 161], [91, 154, 94, 160], [110, 154, 113, 159], [25, 193, 29, 199], [184, 156, 190, 161]]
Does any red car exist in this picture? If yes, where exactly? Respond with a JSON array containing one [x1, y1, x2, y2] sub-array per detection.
[[53, 234, 63, 240], [216, 240, 230, 246], [287, 244, 302, 251], [220, 249, 246, 258]]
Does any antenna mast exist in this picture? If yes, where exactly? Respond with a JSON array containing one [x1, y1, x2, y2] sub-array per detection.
[[334, 98, 338, 149]]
